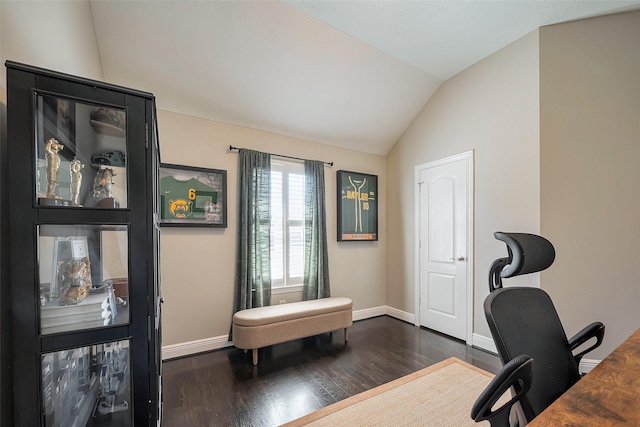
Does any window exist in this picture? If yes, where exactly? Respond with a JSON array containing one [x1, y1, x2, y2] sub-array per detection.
[[270, 160, 305, 289]]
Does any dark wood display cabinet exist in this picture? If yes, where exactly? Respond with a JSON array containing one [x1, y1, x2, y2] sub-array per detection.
[[1, 61, 162, 427]]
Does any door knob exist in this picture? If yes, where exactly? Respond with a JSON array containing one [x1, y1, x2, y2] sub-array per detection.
[[449, 256, 466, 261]]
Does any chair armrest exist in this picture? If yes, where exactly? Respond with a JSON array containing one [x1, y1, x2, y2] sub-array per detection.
[[568, 322, 605, 363], [471, 355, 534, 426]]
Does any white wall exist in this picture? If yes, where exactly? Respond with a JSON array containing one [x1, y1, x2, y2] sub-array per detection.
[[1, 0, 103, 159], [157, 110, 387, 349], [1, 0, 103, 103], [386, 31, 541, 342], [540, 11, 640, 358]]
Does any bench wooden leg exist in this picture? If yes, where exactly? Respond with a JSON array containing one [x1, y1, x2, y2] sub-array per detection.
[[252, 349, 258, 366], [344, 327, 348, 342]]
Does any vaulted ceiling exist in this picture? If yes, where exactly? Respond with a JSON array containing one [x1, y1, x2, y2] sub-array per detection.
[[89, 0, 640, 155]]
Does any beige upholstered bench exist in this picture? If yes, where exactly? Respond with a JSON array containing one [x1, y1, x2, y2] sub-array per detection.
[[232, 297, 353, 365]]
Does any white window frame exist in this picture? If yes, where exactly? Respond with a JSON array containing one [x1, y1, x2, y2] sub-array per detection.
[[270, 159, 305, 292]]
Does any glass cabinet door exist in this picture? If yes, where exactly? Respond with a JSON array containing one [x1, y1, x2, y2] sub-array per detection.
[[35, 93, 128, 209], [38, 224, 129, 335], [42, 340, 132, 427]]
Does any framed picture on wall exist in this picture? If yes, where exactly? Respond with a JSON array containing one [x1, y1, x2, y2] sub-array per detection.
[[337, 170, 378, 241], [159, 164, 227, 227]]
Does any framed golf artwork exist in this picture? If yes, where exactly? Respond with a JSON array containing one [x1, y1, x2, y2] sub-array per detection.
[[337, 170, 378, 241], [159, 164, 227, 227]]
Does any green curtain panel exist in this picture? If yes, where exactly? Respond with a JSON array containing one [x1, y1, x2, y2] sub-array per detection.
[[233, 149, 272, 317], [303, 160, 331, 300]]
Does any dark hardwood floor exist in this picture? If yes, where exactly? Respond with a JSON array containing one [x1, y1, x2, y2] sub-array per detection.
[[161, 315, 500, 427]]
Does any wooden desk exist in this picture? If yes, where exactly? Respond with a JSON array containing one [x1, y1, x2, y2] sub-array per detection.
[[529, 327, 640, 426]]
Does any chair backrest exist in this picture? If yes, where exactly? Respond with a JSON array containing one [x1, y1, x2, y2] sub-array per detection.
[[484, 287, 581, 421]]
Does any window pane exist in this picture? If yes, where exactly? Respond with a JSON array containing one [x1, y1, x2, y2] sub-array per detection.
[[271, 170, 283, 217], [271, 162, 305, 287], [288, 172, 305, 282], [289, 225, 305, 280], [288, 173, 305, 221], [271, 225, 284, 282], [270, 171, 283, 282]]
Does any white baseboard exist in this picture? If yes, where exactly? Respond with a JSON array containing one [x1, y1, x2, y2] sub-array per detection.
[[351, 305, 386, 321], [162, 305, 409, 360], [162, 335, 232, 360], [472, 333, 497, 354], [384, 306, 416, 324], [352, 305, 416, 323], [579, 358, 600, 374]]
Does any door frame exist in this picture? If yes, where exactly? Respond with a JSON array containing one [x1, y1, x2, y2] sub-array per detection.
[[414, 150, 475, 344]]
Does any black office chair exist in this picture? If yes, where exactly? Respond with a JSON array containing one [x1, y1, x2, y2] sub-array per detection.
[[484, 232, 605, 424], [471, 354, 534, 427]]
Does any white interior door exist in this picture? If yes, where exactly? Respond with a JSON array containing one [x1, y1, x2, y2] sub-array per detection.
[[416, 151, 473, 342]]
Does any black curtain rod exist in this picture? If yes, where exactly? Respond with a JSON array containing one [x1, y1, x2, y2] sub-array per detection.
[[229, 145, 333, 167]]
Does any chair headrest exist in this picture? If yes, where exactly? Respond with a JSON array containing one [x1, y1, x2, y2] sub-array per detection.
[[494, 232, 556, 278]]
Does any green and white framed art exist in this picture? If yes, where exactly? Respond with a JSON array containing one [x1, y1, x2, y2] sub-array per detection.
[[159, 164, 227, 227], [337, 170, 378, 241]]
